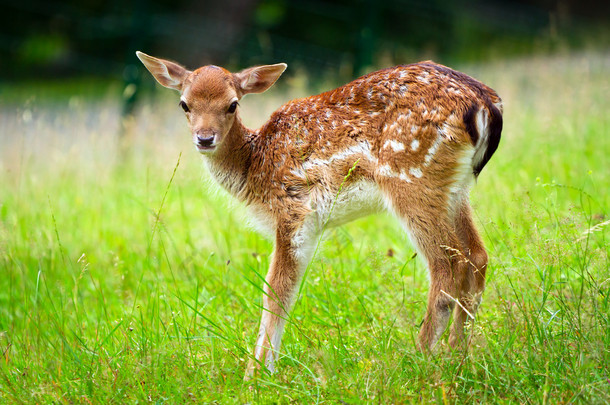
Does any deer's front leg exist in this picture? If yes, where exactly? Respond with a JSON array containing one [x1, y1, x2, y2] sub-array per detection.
[[245, 220, 316, 379]]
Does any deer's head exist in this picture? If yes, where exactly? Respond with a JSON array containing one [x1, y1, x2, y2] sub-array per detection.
[[136, 52, 286, 154]]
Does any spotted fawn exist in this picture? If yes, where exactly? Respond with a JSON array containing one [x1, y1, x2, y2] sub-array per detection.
[[137, 51, 503, 378]]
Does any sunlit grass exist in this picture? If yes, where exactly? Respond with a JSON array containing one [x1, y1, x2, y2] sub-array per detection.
[[1, 51, 609, 403]]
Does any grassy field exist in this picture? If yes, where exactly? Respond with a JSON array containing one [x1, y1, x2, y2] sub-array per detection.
[[1, 51, 609, 403]]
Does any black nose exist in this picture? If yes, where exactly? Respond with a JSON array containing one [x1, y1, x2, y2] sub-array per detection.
[[197, 135, 215, 148]]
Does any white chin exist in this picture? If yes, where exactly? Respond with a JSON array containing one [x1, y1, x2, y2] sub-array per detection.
[[196, 145, 216, 154]]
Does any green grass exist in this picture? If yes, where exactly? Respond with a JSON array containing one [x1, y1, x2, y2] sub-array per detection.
[[1, 51, 609, 403]]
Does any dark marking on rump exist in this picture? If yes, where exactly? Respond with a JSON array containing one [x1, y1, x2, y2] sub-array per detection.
[[415, 62, 502, 178], [463, 105, 479, 146], [473, 102, 502, 177]]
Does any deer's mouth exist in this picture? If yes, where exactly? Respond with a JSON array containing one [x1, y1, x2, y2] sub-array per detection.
[[194, 134, 216, 152]]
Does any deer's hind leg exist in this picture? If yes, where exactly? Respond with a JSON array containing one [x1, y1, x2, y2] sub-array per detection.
[[448, 197, 488, 348], [381, 181, 470, 351]]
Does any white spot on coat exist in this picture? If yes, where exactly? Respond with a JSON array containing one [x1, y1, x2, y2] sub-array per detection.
[[424, 133, 444, 166], [383, 140, 406, 152], [378, 164, 394, 177], [377, 165, 412, 183], [409, 167, 423, 178], [417, 73, 430, 84]]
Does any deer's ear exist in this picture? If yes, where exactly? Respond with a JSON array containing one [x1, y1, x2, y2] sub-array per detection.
[[136, 51, 190, 91], [234, 63, 287, 95]]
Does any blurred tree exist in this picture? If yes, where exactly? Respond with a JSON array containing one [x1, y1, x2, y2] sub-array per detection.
[[0, 0, 607, 81]]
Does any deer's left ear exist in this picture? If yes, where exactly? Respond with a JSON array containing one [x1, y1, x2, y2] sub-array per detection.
[[136, 51, 191, 91], [234, 63, 287, 96]]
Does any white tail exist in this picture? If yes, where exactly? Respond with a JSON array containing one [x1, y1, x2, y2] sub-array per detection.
[[137, 51, 503, 378]]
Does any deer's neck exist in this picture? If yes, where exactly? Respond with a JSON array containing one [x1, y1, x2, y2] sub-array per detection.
[[205, 118, 254, 199]]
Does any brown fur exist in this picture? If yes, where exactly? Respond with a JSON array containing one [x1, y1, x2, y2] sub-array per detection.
[[136, 51, 503, 378]]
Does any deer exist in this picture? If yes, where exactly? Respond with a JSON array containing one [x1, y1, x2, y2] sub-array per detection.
[[136, 51, 503, 378]]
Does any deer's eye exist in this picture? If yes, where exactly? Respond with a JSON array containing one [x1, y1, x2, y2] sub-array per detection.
[[179, 100, 190, 113], [227, 101, 238, 114]]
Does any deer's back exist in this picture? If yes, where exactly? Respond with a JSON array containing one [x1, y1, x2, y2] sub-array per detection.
[[245, 62, 502, 219]]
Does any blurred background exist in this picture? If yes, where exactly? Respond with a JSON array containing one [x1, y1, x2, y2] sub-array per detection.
[[2, 0, 609, 85]]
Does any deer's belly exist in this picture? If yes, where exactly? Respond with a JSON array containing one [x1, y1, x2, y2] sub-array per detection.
[[314, 179, 386, 229]]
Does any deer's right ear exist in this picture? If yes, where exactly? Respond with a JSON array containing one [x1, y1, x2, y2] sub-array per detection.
[[136, 51, 190, 91]]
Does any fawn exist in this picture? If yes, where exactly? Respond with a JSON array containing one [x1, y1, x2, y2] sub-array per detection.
[[136, 51, 503, 378]]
